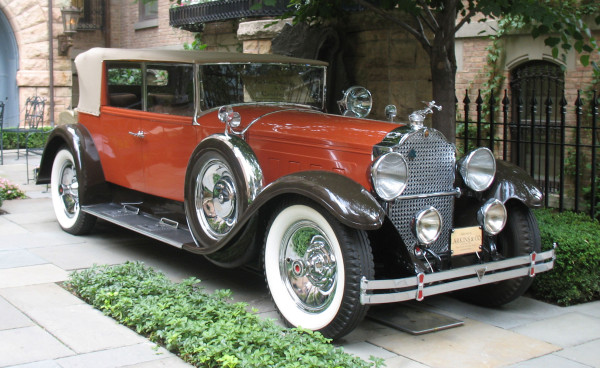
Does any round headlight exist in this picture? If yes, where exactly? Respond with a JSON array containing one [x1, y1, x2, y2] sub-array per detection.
[[459, 148, 496, 192], [478, 199, 507, 235], [414, 207, 442, 245], [338, 86, 372, 118], [372, 152, 409, 201]]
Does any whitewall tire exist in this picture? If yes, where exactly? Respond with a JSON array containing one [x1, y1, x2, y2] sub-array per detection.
[[51, 148, 96, 234], [264, 201, 373, 339]]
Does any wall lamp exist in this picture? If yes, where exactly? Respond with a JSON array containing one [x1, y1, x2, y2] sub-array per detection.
[[58, 6, 81, 56]]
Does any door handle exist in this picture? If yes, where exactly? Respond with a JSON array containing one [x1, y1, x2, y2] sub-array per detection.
[[128, 131, 145, 139]]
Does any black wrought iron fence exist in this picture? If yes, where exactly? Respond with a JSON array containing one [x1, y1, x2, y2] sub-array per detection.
[[456, 89, 599, 219]]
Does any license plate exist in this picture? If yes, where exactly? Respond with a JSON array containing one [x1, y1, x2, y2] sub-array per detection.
[[451, 226, 482, 256]]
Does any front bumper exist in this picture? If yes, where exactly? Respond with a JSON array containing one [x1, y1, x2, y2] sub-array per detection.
[[360, 245, 556, 304]]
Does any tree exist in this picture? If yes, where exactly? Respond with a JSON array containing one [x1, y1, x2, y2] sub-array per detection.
[[286, 0, 600, 142]]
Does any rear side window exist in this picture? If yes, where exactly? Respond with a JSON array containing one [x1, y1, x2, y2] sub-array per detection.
[[106, 62, 195, 116], [107, 63, 143, 110]]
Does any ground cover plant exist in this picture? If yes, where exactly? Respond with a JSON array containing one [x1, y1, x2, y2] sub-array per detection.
[[0, 177, 26, 208], [531, 209, 600, 306], [67, 262, 383, 368]]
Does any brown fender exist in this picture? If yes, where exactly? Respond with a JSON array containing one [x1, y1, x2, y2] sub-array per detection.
[[485, 160, 543, 208], [252, 171, 385, 230], [36, 124, 109, 205]]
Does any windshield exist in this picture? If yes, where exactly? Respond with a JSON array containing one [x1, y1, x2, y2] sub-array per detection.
[[199, 63, 326, 110]]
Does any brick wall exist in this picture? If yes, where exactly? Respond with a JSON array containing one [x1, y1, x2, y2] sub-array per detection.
[[455, 29, 600, 118], [108, 0, 194, 49]]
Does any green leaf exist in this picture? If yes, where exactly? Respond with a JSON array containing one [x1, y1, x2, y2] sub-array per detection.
[[552, 47, 559, 59], [580, 54, 590, 66], [544, 37, 560, 48]]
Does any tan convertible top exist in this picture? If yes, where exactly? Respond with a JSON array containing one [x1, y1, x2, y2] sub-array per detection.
[[75, 48, 328, 116]]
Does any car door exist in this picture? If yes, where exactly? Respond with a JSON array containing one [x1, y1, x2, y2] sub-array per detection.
[[141, 63, 197, 202], [100, 62, 145, 192]]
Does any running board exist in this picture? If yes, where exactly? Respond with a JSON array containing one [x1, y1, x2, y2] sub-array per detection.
[[82, 203, 196, 248]]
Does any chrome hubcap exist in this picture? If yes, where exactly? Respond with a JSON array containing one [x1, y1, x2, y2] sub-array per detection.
[[59, 162, 79, 218], [280, 221, 337, 313], [195, 158, 238, 239]]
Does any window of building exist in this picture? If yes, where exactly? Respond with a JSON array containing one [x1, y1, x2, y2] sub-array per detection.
[[139, 0, 158, 21], [71, 0, 105, 31]]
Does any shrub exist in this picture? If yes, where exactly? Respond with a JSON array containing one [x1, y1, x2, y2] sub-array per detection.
[[0, 178, 26, 202], [67, 262, 383, 368], [531, 209, 600, 306], [1, 128, 51, 150]]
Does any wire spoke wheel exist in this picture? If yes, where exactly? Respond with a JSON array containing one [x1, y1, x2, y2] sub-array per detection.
[[264, 201, 373, 339]]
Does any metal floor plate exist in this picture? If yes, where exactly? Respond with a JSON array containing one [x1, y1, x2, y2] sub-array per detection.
[[367, 304, 463, 335]]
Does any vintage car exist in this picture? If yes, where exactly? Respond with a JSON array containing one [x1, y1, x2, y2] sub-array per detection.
[[37, 48, 555, 339]]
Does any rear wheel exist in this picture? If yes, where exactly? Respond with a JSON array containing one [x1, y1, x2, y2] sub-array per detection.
[[457, 202, 541, 306], [50, 148, 96, 234], [264, 201, 373, 339]]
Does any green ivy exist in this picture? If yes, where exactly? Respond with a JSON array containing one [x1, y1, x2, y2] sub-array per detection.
[[184, 32, 207, 51], [531, 209, 600, 305], [67, 262, 384, 368]]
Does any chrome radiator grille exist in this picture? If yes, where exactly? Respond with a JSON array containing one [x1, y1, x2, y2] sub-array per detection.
[[388, 129, 456, 254]]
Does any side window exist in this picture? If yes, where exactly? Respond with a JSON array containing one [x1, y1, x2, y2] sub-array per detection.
[[146, 64, 194, 116], [107, 63, 143, 110], [200, 65, 244, 110]]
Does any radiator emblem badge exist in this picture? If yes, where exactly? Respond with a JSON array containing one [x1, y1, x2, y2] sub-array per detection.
[[476, 267, 487, 281]]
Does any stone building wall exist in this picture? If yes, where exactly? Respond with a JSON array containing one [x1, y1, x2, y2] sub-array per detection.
[[236, 13, 432, 121], [0, 0, 73, 126], [342, 13, 431, 121]]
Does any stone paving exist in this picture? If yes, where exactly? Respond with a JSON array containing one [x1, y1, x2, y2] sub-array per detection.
[[0, 149, 599, 368]]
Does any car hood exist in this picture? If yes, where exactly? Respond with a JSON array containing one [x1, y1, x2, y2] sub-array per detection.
[[227, 105, 401, 154]]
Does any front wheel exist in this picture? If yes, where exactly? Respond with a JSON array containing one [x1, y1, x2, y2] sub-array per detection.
[[51, 148, 96, 235], [263, 201, 373, 339]]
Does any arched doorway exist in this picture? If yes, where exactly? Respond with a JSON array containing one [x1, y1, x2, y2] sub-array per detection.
[[0, 8, 19, 127], [509, 60, 565, 191]]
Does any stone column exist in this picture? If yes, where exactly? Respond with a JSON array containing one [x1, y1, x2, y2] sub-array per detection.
[[237, 19, 292, 54]]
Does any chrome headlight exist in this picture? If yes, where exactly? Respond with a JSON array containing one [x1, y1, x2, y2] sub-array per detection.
[[413, 207, 442, 244], [458, 148, 496, 192], [371, 152, 408, 201], [338, 86, 372, 118], [478, 199, 507, 235]]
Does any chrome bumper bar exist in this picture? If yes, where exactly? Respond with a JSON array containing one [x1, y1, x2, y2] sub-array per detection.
[[360, 245, 556, 305]]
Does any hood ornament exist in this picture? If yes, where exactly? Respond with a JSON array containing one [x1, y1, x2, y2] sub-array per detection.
[[409, 101, 442, 129]]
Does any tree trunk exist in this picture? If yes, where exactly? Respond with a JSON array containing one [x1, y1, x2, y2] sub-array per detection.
[[430, 45, 456, 143], [428, 0, 458, 144]]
